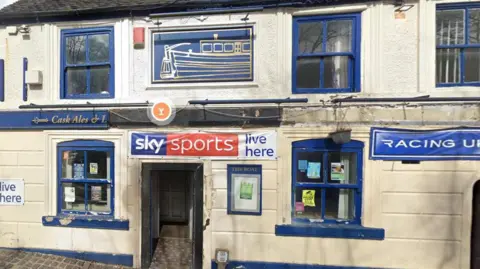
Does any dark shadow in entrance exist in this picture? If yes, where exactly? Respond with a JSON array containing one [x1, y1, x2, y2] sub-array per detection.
[[141, 163, 203, 269], [472, 181, 480, 269]]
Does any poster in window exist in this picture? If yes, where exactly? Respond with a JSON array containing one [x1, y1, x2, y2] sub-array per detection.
[[331, 162, 345, 181], [227, 164, 261, 215], [298, 160, 308, 172], [307, 162, 321, 179], [302, 190, 316, 207], [152, 27, 254, 83], [89, 163, 98, 175], [73, 163, 84, 179], [91, 186, 102, 202], [64, 187, 75, 202]]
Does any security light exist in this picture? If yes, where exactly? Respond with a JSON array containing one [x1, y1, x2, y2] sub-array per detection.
[[394, 0, 414, 12], [395, 4, 414, 12]]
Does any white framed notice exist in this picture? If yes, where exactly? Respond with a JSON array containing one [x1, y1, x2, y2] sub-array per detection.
[[227, 164, 262, 215]]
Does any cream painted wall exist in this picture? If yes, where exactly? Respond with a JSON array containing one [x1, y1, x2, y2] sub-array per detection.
[[0, 0, 470, 109], [0, 130, 138, 264]]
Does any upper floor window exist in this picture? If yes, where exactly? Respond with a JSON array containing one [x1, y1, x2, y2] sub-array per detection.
[[436, 4, 480, 86], [57, 140, 114, 216], [292, 14, 361, 94], [60, 27, 114, 99], [292, 139, 363, 225]]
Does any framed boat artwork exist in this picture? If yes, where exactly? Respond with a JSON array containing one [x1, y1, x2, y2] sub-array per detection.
[[151, 27, 254, 83]]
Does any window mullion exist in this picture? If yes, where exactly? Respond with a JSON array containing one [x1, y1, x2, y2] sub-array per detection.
[[84, 183, 88, 213], [320, 20, 328, 89], [321, 152, 328, 219]]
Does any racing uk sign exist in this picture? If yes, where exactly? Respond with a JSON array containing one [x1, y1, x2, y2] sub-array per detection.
[[130, 131, 277, 159]]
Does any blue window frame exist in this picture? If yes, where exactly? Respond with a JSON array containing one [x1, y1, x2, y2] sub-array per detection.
[[60, 27, 115, 99], [292, 13, 361, 94], [57, 140, 114, 216], [436, 3, 480, 87], [292, 139, 363, 225]]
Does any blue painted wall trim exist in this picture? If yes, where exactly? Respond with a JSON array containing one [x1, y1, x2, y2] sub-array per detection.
[[0, 59, 4, 102], [42, 216, 129, 230], [0, 110, 109, 130], [0, 247, 133, 266], [275, 224, 385, 240], [22, 57, 27, 101], [211, 260, 391, 269]]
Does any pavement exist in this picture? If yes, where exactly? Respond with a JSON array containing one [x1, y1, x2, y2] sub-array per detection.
[[0, 249, 133, 269]]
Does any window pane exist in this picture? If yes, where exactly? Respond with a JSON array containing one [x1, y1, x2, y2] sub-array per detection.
[[62, 182, 85, 212], [88, 34, 110, 63], [323, 56, 349, 88], [61, 150, 85, 179], [66, 35, 86, 64], [86, 151, 110, 179], [469, 9, 480, 44], [436, 10, 465, 45], [326, 20, 352, 52], [296, 58, 320, 88], [325, 188, 355, 220], [298, 22, 323, 54], [66, 67, 87, 95], [90, 66, 110, 94], [465, 48, 480, 82], [294, 187, 322, 220], [87, 183, 111, 213], [295, 151, 323, 183], [327, 152, 357, 184], [436, 48, 461, 84]]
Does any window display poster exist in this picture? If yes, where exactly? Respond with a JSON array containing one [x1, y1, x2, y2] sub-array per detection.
[[331, 162, 345, 181], [295, 202, 305, 212], [90, 163, 98, 175], [298, 160, 308, 172], [91, 186, 102, 201], [227, 164, 262, 215], [73, 163, 84, 179], [307, 162, 321, 179], [64, 187, 75, 202], [302, 190, 316, 207]]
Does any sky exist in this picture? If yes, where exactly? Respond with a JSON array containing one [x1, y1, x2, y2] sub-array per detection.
[[0, 0, 17, 10]]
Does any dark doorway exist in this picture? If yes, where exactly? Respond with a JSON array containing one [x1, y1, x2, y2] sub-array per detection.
[[141, 163, 203, 269], [472, 181, 480, 269]]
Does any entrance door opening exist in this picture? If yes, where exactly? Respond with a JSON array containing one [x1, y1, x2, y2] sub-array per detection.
[[141, 163, 203, 269]]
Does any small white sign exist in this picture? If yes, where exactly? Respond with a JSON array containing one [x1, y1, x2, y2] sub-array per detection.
[[0, 179, 24, 206], [64, 187, 76, 202]]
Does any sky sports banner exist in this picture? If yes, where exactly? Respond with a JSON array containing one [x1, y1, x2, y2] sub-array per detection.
[[370, 127, 480, 161], [130, 131, 277, 159]]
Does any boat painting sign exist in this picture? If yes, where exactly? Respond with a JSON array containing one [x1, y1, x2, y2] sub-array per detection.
[[152, 27, 254, 83]]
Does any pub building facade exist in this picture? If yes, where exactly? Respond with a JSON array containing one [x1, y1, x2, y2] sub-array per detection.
[[0, 0, 480, 268]]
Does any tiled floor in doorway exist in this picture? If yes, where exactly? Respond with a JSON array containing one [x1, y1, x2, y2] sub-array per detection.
[[149, 225, 192, 269]]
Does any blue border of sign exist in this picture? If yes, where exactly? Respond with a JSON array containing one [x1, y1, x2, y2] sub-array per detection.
[[370, 127, 480, 161], [227, 164, 262, 215], [0, 110, 109, 130]]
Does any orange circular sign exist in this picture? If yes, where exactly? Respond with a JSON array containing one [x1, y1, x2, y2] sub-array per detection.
[[152, 102, 172, 121], [147, 98, 176, 126]]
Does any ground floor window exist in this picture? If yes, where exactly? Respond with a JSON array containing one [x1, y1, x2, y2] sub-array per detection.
[[292, 138, 363, 224], [57, 140, 114, 216]]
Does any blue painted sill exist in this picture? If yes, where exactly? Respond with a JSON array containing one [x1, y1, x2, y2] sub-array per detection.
[[42, 216, 129, 230], [275, 224, 384, 240]]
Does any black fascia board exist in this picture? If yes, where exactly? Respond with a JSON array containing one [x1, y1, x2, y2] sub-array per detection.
[[0, 0, 378, 25]]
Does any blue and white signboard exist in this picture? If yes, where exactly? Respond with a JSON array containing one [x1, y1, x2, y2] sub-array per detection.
[[370, 127, 480, 160], [152, 27, 253, 83]]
